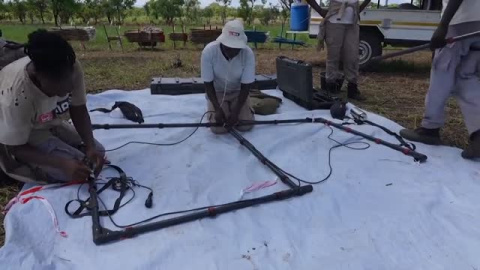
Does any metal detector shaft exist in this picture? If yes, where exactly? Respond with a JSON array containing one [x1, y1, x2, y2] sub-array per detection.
[[88, 175, 103, 242], [91, 118, 313, 130], [228, 128, 299, 188], [312, 118, 428, 163], [371, 30, 480, 62], [92, 185, 313, 245]]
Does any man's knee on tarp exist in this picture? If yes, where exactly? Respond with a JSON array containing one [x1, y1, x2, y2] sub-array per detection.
[[201, 19, 256, 134], [0, 30, 105, 184]]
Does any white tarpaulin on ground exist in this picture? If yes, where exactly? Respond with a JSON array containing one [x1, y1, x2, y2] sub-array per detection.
[[1, 89, 479, 270]]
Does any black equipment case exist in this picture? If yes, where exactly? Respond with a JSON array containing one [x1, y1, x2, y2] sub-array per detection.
[[276, 56, 338, 110], [254, 74, 277, 90], [150, 75, 277, 95], [150, 77, 204, 95]]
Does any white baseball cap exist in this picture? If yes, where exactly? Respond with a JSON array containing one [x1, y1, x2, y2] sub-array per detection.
[[216, 19, 248, 49]]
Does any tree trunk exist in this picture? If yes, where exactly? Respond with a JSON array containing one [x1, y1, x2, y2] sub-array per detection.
[[40, 11, 45, 24], [53, 8, 59, 26], [116, 7, 122, 25], [222, 7, 226, 24]]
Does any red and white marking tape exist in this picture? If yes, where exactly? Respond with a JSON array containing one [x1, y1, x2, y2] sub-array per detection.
[[2, 180, 86, 238]]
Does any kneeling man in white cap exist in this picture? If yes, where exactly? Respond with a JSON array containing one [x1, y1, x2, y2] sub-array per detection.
[[201, 19, 255, 134]]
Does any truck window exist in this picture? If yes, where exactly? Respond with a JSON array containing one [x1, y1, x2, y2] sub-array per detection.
[[373, 0, 424, 9], [429, 0, 442, 10]]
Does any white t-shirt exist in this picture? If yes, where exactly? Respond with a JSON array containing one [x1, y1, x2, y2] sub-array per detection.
[[442, 0, 480, 25], [201, 41, 255, 95], [0, 57, 86, 146], [329, 0, 358, 24]]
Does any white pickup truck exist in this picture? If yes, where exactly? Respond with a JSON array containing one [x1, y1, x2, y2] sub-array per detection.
[[308, 0, 442, 68]]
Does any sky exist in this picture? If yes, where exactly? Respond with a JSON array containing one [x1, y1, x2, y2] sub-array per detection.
[[133, 0, 406, 8]]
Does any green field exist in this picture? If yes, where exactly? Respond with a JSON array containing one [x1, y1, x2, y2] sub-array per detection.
[[1, 23, 317, 52]]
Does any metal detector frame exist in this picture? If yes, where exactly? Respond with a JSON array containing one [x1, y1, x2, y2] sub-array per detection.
[[87, 117, 427, 245]]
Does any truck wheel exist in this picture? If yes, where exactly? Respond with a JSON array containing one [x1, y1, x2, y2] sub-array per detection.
[[359, 31, 382, 70]]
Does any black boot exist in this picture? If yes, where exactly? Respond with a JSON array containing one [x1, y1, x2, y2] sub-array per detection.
[[326, 82, 341, 94], [462, 130, 480, 160], [399, 127, 442, 145], [347, 83, 366, 101]]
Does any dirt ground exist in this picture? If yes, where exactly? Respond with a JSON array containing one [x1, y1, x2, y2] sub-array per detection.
[[0, 47, 470, 246]]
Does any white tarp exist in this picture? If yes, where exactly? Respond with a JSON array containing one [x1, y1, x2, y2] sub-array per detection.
[[1, 89, 479, 270]]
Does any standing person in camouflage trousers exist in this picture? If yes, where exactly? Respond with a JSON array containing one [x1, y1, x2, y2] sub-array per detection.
[[305, 0, 371, 101]]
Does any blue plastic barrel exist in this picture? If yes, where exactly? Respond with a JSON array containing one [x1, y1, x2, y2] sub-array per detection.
[[290, 3, 309, 31]]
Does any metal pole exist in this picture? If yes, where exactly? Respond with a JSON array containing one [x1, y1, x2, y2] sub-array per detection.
[[312, 118, 428, 163], [91, 185, 313, 245], [92, 117, 428, 162], [86, 127, 313, 245], [371, 30, 480, 62], [91, 118, 313, 130]]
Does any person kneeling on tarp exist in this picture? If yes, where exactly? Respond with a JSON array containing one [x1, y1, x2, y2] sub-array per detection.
[[201, 19, 255, 134], [0, 30, 105, 184]]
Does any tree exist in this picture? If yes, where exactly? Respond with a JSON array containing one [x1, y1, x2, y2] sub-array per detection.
[[11, 0, 27, 24], [238, 0, 256, 25], [109, 0, 134, 24], [0, 0, 8, 21], [147, 0, 184, 25], [51, 0, 79, 26], [237, 0, 250, 24], [143, 1, 150, 16], [78, 0, 103, 24], [184, 0, 200, 24], [260, 3, 279, 25], [102, 0, 116, 24], [206, 2, 220, 20], [202, 6, 214, 24], [278, 0, 292, 11], [279, 0, 289, 24], [215, 0, 230, 24], [27, 0, 48, 24]]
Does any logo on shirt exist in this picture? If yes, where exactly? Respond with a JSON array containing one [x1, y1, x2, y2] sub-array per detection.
[[54, 95, 71, 115], [38, 112, 54, 123]]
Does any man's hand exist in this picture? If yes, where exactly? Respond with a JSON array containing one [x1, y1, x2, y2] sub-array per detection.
[[61, 159, 92, 181], [430, 25, 448, 51], [226, 111, 239, 127], [85, 146, 105, 177], [215, 109, 226, 124]]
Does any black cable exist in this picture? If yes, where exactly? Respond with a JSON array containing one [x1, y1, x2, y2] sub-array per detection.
[[274, 126, 370, 185], [86, 120, 371, 229], [103, 111, 213, 152], [76, 179, 136, 213]]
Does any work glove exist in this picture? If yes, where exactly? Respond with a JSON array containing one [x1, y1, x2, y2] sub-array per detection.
[[90, 101, 144, 124]]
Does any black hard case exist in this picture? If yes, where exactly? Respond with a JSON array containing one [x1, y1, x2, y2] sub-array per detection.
[[276, 56, 315, 109], [150, 77, 204, 95], [150, 75, 277, 95]]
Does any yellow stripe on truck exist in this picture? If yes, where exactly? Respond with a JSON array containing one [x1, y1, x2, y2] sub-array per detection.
[[310, 18, 438, 27]]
